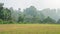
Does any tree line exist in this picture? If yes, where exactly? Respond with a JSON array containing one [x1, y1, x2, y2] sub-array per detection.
[[0, 3, 60, 24]]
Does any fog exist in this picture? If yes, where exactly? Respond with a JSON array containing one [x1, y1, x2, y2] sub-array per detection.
[[0, 0, 60, 11]]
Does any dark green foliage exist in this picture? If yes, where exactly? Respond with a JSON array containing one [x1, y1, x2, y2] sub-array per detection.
[[2, 8, 11, 21], [0, 6, 4, 20], [0, 3, 12, 24], [57, 19, 60, 24], [0, 3, 4, 20], [18, 14, 24, 23], [43, 16, 56, 24], [0, 19, 3, 24], [0, 3, 58, 24]]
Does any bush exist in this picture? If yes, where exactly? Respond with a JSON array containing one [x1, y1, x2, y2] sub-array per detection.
[[0, 19, 3, 24]]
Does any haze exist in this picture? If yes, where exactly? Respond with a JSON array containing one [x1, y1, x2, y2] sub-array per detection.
[[0, 0, 60, 11]]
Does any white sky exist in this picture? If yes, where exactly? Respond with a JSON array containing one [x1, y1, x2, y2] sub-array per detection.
[[0, 0, 60, 11]]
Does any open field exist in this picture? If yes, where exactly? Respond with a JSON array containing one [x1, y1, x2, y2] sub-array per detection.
[[0, 24, 60, 34]]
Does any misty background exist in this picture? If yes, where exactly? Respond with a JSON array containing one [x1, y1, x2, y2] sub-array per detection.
[[0, 0, 60, 10], [0, 0, 60, 24]]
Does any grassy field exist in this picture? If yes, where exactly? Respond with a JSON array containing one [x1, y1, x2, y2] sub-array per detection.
[[0, 24, 60, 34]]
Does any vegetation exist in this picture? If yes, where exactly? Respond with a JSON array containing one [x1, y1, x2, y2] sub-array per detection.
[[0, 3, 60, 24], [0, 24, 60, 34]]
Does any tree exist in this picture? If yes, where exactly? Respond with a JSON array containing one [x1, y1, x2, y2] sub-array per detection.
[[0, 3, 4, 20], [2, 8, 11, 21], [23, 6, 39, 23], [18, 14, 24, 23], [43, 16, 56, 24], [57, 19, 60, 24], [0, 3, 12, 24], [24, 6, 37, 16], [9, 7, 19, 22], [0, 3, 4, 7], [37, 11, 45, 21]]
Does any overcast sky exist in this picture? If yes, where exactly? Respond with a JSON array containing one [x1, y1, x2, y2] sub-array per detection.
[[0, 0, 60, 11]]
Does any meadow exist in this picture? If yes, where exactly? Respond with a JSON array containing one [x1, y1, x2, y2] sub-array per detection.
[[0, 24, 60, 34]]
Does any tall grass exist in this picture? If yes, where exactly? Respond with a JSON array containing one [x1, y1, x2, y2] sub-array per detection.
[[0, 24, 60, 34]]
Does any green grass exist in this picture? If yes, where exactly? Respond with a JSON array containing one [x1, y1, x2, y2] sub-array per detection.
[[0, 24, 60, 34]]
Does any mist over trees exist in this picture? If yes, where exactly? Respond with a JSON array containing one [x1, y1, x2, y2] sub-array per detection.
[[0, 3, 60, 24]]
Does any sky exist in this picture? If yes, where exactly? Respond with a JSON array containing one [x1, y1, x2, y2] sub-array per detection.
[[0, 0, 60, 11]]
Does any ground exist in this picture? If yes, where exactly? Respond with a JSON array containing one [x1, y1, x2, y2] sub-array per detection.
[[0, 24, 60, 34]]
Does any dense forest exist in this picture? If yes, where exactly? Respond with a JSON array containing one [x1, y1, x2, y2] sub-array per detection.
[[0, 3, 60, 24]]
